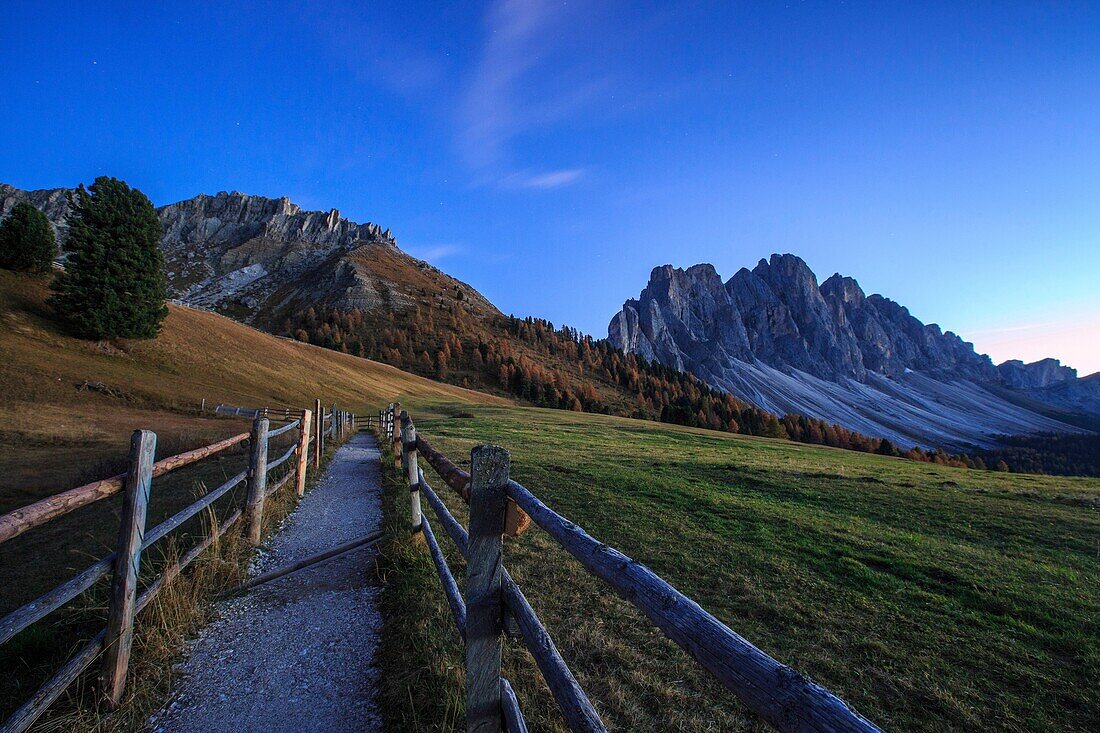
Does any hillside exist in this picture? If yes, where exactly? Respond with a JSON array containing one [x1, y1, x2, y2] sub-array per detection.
[[609, 255, 1095, 448], [4, 183, 1093, 470], [0, 269, 504, 508], [379, 404, 1100, 732]]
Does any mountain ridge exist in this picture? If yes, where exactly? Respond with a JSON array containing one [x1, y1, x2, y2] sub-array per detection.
[[609, 254, 1096, 448]]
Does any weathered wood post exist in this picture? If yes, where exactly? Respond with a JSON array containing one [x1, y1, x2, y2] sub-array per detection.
[[295, 409, 313, 497], [100, 429, 156, 706], [400, 411, 423, 537], [391, 401, 402, 469], [314, 398, 323, 468], [244, 417, 270, 545], [466, 445, 510, 732]]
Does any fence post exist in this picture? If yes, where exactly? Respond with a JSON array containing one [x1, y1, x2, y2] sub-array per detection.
[[100, 429, 156, 706], [466, 445, 510, 732], [295, 409, 313, 497], [392, 401, 402, 469], [314, 398, 323, 468], [244, 417, 270, 545], [401, 411, 423, 536]]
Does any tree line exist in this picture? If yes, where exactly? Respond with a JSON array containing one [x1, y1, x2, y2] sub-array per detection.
[[285, 305, 994, 470]]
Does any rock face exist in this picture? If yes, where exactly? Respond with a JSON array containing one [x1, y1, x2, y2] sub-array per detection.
[[0, 183, 499, 326], [0, 183, 73, 242], [997, 358, 1076, 389], [610, 254, 1093, 448]]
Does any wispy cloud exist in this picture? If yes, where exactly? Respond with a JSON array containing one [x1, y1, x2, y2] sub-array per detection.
[[457, 0, 596, 188], [407, 243, 464, 262], [506, 168, 586, 189], [965, 311, 1100, 375]]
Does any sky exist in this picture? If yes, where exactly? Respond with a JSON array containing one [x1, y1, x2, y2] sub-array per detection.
[[2, 1, 1098, 373]]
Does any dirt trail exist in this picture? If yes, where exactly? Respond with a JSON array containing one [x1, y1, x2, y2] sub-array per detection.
[[149, 433, 383, 733]]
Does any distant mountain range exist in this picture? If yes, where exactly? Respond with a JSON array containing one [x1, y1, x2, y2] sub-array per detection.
[[608, 255, 1098, 448], [4, 182, 1095, 451]]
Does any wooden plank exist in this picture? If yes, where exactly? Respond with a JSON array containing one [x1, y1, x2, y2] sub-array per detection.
[[416, 433, 531, 537], [0, 431, 248, 546], [505, 479, 882, 733], [100, 429, 155, 707], [142, 469, 247, 549], [501, 569, 606, 732], [136, 507, 243, 614], [501, 678, 530, 733], [266, 441, 298, 471], [416, 434, 471, 500], [267, 418, 301, 439], [0, 556, 112, 646], [265, 467, 294, 497], [392, 402, 402, 469], [314, 398, 323, 468], [466, 445, 509, 733], [2, 467, 244, 646], [220, 530, 384, 598], [401, 411, 423, 534], [244, 418, 269, 545], [295, 409, 312, 497], [421, 513, 466, 639], [0, 630, 106, 733]]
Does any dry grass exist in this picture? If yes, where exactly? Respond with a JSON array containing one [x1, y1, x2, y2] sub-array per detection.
[[0, 268, 502, 729], [5, 432, 346, 731], [0, 269, 505, 502]]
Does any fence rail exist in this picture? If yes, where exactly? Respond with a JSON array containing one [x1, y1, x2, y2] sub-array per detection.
[[381, 402, 882, 733], [0, 400, 361, 732]]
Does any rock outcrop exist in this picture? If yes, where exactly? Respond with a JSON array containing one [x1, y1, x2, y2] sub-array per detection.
[[0, 183, 499, 326], [610, 254, 1092, 448], [997, 358, 1076, 389]]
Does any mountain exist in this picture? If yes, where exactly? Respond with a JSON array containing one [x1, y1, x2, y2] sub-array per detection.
[[609, 254, 1096, 448], [0, 184, 498, 329]]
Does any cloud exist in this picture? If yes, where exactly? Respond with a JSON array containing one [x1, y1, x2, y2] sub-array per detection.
[[406, 243, 464, 262], [506, 168, 586, 189], [457, 0, 595, 184]]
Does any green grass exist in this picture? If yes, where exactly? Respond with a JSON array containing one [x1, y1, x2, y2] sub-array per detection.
[[377, 404, 1099, 732]]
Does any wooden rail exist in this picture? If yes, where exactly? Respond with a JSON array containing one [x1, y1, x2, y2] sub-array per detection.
[[0, 399, 362, 732], [384, 404, 882, 733]]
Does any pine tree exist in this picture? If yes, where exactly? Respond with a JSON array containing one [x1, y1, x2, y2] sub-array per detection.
[[50, 178, 167, 339], [0, 202, 57, 274]]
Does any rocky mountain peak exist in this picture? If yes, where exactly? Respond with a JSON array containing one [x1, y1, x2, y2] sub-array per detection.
[[820, 274, 866, 306], [608, 253, 1086, 447]]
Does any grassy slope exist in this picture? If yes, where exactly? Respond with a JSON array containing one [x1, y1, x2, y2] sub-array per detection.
[[0, 269, 505, 508], [379, 405, 1099, 732], [0, 270, 507, 724]]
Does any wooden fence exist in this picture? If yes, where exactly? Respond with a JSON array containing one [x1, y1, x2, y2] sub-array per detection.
[[0, 400, 361, 732], [380, 402, 883, 733]]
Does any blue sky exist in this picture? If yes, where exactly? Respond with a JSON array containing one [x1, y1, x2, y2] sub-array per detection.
[[2, 1, 1098, 373]]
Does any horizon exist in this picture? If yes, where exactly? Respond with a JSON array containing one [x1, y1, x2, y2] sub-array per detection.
[[2, 1, 1098, 373]]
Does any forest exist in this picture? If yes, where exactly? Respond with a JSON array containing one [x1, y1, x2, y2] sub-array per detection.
[[279, 302, 1013, 471]]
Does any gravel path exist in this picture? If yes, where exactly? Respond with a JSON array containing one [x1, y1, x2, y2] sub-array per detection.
[[149, 433, 383, 733]]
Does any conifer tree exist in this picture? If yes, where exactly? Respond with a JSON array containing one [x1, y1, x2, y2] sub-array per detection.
[[50, 177, 167, 339], [0, 202, 57, 274]]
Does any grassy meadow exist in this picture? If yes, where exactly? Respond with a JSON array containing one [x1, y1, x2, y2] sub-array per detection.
[[376, 405, 1099, 732]]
